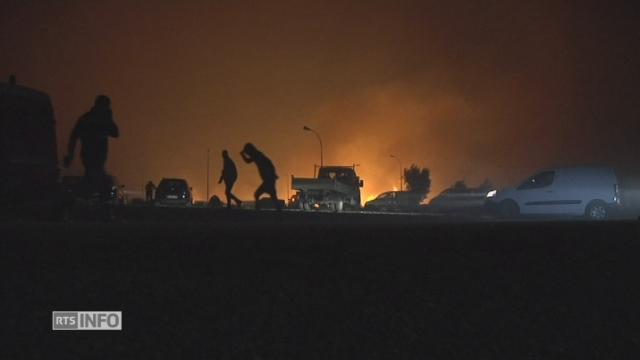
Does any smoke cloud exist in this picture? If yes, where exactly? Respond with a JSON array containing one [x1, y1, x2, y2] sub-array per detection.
[[1, 0, 638, 201]]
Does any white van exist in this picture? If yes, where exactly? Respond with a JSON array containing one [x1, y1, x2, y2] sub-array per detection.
[[486, 166, 621, 220]]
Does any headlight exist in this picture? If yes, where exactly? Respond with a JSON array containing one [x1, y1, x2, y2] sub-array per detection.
[[486, 190, 497, 198]]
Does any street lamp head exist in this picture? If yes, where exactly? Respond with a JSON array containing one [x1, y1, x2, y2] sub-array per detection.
[[302, 126, 323, 170]]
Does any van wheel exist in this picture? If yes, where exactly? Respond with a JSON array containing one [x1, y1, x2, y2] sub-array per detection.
[[499, 200, 519, 218], [586, 200, 608, 220]]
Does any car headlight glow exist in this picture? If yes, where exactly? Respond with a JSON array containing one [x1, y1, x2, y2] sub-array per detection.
[[486, 190, 497, 198]]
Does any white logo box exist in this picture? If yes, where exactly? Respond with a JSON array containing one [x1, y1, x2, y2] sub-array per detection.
[[52, 311, 122, 330]]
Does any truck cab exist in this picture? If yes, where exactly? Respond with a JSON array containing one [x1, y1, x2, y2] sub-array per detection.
[[317, 166, 363, 187]]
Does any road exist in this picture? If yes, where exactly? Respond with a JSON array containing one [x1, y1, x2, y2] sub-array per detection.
[[2, 210, 640, 358]]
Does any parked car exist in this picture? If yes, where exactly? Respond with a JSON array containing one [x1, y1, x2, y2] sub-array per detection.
[[428, 182, 491, 213], [61, 175, 127, 206], [364, 191, 422, 212], [485, 166, 621, 220], [155, 178, 193, 206]]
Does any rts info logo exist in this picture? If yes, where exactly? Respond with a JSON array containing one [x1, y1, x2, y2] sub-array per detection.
[[52, 311, 122, 330]]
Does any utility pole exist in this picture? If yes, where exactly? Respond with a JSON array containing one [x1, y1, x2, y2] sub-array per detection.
[[206, 148, 210, 201]]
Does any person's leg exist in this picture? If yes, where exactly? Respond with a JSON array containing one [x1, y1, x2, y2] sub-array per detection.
[[254, 183, 267, 210], [227, 180, 242, 206], [224, 183, 232, 208], [84, 158, 106, 186], [81, 158, 99, 197], [266, 180, 281, 211]]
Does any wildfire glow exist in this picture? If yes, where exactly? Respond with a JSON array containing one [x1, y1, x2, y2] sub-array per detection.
[[7, 1, 628, 206]]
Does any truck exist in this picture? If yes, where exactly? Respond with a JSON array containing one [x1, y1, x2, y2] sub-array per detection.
[[291, 165, 364, 211]]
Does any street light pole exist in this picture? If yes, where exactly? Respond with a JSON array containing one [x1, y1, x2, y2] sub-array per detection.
[[390, 154, 403, 191], [303, 126, 323, 174], [206, 148, 210, 201]]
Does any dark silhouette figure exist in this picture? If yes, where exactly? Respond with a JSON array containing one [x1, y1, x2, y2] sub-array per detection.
[[218, 150, 242, 208], [63, 95, 119, 197], [145, 181, 156, 203], [240, 143, 281, 211]]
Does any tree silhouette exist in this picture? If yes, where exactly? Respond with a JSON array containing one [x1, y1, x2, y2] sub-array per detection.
[[403, 164, 431, 199]]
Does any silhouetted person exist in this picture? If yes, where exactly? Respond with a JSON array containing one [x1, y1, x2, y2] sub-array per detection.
[[63, 95, 119, 196], [145, 181, 156, 203], [9, 74, 16, 85], [218, 150, 242, 208], [240, 143, 281, 211]]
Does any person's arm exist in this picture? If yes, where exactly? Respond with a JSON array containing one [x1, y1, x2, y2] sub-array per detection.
[[240, 151, 253, 163], [218, 171, 224, 184], [106, 112, 119, 138]]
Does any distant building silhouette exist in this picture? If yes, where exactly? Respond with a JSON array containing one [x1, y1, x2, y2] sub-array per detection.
[[240, 143, 281, 210], [218, 150, 242, 208]]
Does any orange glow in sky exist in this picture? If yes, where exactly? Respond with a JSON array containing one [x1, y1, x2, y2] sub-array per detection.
[[2, 1, 640, 204]]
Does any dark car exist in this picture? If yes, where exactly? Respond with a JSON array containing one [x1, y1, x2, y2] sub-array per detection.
[[427, 180, 492, 214], [155, 178, 193, 207], [364, 191, 423, 212], [61, 175, 127, 206]]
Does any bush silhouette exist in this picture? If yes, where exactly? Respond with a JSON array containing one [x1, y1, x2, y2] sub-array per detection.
[[404, 164, 431, 200]]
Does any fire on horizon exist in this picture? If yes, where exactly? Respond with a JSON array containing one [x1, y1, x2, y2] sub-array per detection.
[[1, 1, 639, 202]]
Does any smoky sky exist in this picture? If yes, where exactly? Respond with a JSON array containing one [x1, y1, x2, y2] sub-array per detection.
[[1, 0, 639, 200]]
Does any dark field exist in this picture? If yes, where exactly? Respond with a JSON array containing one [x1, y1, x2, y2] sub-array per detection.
[[3, 210, 640, 358]]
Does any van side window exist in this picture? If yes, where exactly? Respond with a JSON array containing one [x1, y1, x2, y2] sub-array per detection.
[[517, 171, 555, 190]]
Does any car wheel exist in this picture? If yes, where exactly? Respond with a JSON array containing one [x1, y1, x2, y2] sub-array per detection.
[[585, 200, 608, 220], [499, 200, 519, 218]]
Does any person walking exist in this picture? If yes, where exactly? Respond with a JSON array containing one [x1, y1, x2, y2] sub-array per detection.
[[63, 95, 119, 199], [240, 143, 281, 211], [218, 150, 242, 208], [145, 181, 156, 203]]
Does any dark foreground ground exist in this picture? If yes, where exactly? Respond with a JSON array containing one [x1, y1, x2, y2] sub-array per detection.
[[2, 210, 640, 358]]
